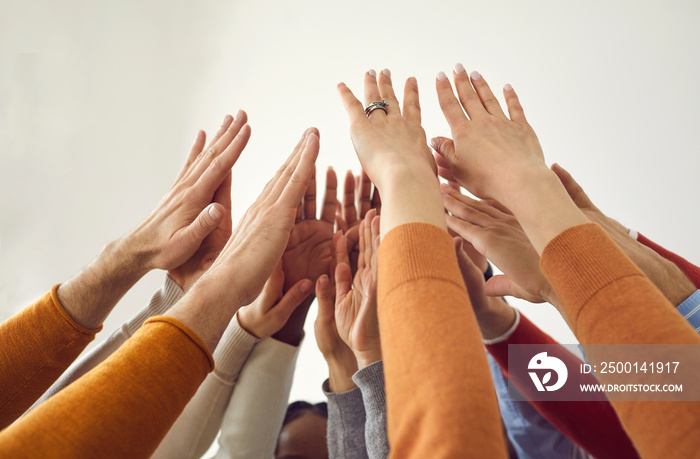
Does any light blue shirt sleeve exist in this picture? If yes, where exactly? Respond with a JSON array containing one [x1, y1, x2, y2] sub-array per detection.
[[675, 289, 700, 332], [488, 353, 590, 459]]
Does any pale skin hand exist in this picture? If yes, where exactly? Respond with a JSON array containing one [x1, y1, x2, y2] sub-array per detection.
[[237, 261, 312, 339], [57, 113, 250, 329], [166, 129, 320, 352], [334, 211, 381, 369], [434, 65, 589, 254], [338, 69, 445, 238], [273, 165, 337, 346], [453, 236, 517, 340]]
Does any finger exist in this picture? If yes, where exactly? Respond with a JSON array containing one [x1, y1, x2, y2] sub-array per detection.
[[334, 262, 353, 305], [176, 129, 206, 183], [484, 275, 519, 299], [430, 137, 459, 184], [204, 113, 235, 153], [402, 76, 421, 124], [272, 278, 313, 324], [370, 185, 381, 214], [442, 185, 510, 222], [436, 72, 469, 132], [258, 128, 314, 202], [321, 166, 338, 223], [364, 69, 385, 119], [303, 164, 317, 220], [330, 230, 342, 288], [335, 233, 350, 267], [452, 64, 487, 119], [195, 124, 251, 198], [342, 170, 357, 227], [503, 84, 528, 123], [377, 69, 400, 117], [338, 82, 368, 127], [482, 199, 514, 216], [370, 214, 380, 272], [358, 171, 372, 218], [179, 202, 226, 250], [551, 163, 595, 209], [363, 211, 374, 270], [358, 219, 366, 272], [267, 129, 317, 205], [315, 275, 335, 321], [442, 191, 492, 227], [187, 111, 247, 183], [445, 214, 485, 248], [277, 133, 321, 213], [211, 171, 233, 232], [469, 70, 507, 118]]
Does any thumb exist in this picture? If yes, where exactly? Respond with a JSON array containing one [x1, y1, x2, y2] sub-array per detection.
[[315, 275, 335, 321], [431, 136, 457, 164], [551, 163, 596, 209], [271, 279, 313, 327], [483, 275, 519, 298], [183, 203, 225, 245]]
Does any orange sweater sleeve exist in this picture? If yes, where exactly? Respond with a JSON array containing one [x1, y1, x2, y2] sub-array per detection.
[[0, 285, 100, 429], [0, 316, 214, 459], [540, 223, 700, 459], [378, 223, 506, 458]]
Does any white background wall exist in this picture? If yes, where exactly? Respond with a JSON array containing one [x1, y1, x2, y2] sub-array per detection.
[[2, 0, 699, 408]]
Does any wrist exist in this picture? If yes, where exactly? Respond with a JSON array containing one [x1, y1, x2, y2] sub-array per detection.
[[474, 297, 518, 340], [354, 349, 382, 369], [326, 358, 357, 392]]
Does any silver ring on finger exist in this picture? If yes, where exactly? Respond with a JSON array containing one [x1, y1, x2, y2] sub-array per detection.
[[365, 98, 389, 118]]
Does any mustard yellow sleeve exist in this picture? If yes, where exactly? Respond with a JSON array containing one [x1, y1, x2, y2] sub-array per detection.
[[541, 223, 700, 459], [0, 316, 214, 459], [378, 223, 506, 458], [0, 285, 100, 428]]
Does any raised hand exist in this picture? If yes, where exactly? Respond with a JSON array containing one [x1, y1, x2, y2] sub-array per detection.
[[338, 69, 445, 236], [237, 261, 313, 339], [167, 128, 320, 351], [314, 274, 358, 393], [335, 169, 381, 275], [333, 210, 381, 369], [56, 113, 249, 329], [441, 185, 558, 305]]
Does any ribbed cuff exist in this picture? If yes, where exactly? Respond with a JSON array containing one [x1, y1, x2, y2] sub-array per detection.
[[482, 309, 521, 345], [145, 316, 215, 371], [352, 360, 385, 414], [51, 284, 103, 335], [378, 223, 464, 299], [212, 312, 260, 383], [323, 379, 365, 421], [125, 275, 184, 336], [540, 223, 645, 330]]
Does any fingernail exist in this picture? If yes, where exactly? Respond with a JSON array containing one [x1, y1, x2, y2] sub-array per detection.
[[470, 70, 482, 80], [382, 68, 391, 78], [337, 82, 346, 89], [208, 204, 222, 220], [222, 114, 233, 126], [437, 71, 447, 81], [235, 109, 244, 120], [454, 63, 466, 74], [300, 280, 312, 294], [504, 83, 514, 92], [368, 69, 377, 77], [430, 137, 439, 149], [318, 275, 329, 288], [408, 76, 417, 85]]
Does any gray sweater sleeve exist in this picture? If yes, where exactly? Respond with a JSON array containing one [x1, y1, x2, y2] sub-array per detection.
[[323, 379, 369, 459], [352, 360, 389, 459]]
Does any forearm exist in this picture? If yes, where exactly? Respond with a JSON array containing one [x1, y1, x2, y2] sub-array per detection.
[[152, 312, 258, 459], [0, 317, 213, 458], [213, 337, 300, 459], [353, 361, 389, 459], [324, 381, 369, 459], [0, 286, 99, 428], [29, 275, 184, 411], [57, 236, 151, 329]]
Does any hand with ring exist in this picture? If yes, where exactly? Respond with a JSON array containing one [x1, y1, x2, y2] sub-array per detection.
[[338, 69, 444, 236]]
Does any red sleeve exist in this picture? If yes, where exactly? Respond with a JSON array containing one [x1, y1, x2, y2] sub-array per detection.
[[637, 233, 700, 288], [486, 313, 640, 459]]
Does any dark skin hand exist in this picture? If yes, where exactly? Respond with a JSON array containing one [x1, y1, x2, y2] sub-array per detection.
[[273, 165, 337, 346]]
